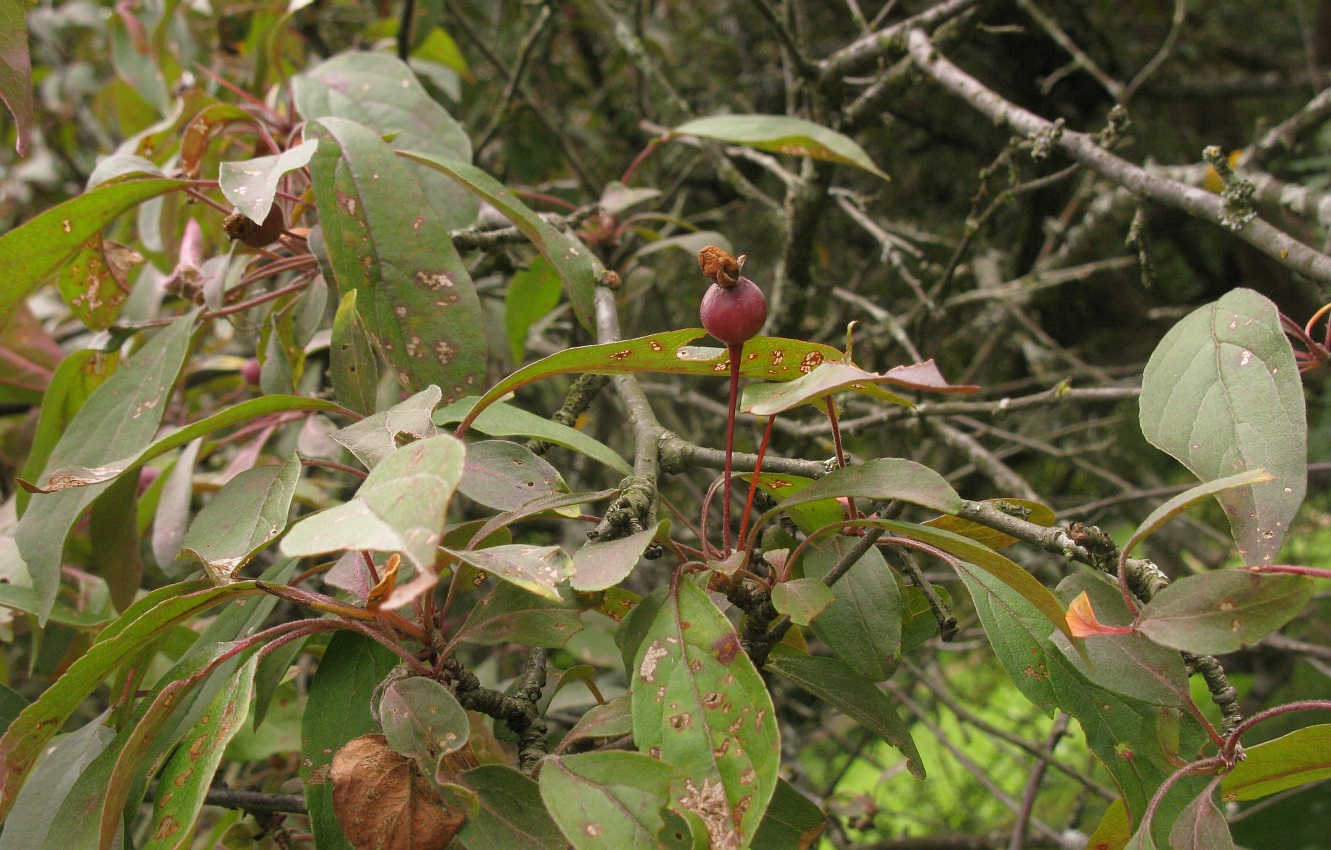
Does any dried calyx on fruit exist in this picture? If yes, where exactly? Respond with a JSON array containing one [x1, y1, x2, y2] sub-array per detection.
[[224, 204, 286, 248], [699, 246, 767, 345]]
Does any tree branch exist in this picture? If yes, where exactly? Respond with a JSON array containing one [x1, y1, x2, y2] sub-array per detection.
[[907, 28, 1331, 289]]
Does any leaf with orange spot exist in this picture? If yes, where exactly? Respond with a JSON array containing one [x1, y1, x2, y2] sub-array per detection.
[[142, 657, 258, 850]]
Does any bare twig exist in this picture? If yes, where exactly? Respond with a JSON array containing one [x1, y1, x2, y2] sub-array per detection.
[[907, 28, 1331, 288]]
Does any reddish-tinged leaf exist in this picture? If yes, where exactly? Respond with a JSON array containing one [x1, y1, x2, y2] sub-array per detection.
[[1066, 592, 1134, 638], [458, 440, 571, 512], [454, 582, 584, 648], [742, 359, 977, 416], [0, 0, 32, 155], [378, 677, 471, 777], [0, 581, 260, 820], [1168, 784, 1233, 850], [1136, 571, 1314, 656], [571, 522, 663, 591], [454, 330, 854, 435], [444, 543, 573, 601], [179, 103, 253, 177], [0, 304, 63, 403]]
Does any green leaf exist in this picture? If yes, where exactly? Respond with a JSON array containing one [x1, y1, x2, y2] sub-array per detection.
[[956, 566, 1207, 825], [900, 583, 953, 654], [1137, 571, 1315, 655], [923, 498, 1057, 551], [1139, 288, 1306, 565], [743, 472, 845, 537], [766, 644, 923, 779], [141, 656, 258, 850], [505, 257, 564, 363], [770, 578, 835, 626], [219, 139, 317, 224], [1220, 724, 1331, 801], [456, 764, 566, 850], [1168, 784, 1233, 850], [0, 0, 33, 156], [539, 752, 694, 850], [378, 676, 471, 779], [302, 631, 400, 850], [444, 543, 574, 601], [804, 538, 902, 681], [1086, 798, 1132, 850], [308, 118, 485, 399], [459, 440, 571, 512], [631, 580, 779, 847], [750, 779, 827, 850], [741, 359, 977, 415], [1120, 469, 1275, 572], [0, 581, 261, 819], [0, 175, 185, 324], [756, 459, 963, 531], [283, 433, 465, 570], [293, 52, 476, 229], [330, 288, 381, 416], [560, 696, 633, 751], [0, 584, 112, 628], [1054, 573, 1191, 708], [400, 149, 598, 330], [436, 397, 631, 475], [868, 519, 1077, 646], [88, 469, 144, 611], [27, 394, 344, 491], [454, 331, 878, 435], [15, 312, 196, 622], [16, 349, 114, 516], [331, 385, 441, 469], [571, 522, 663, 592], [0, 712, 114, 850], [55, 236, 142, 330], [453, 571, 583, 650], [671, 114, 889, 179], [0, 684, 24, 732], [180, 454, 301, 584]]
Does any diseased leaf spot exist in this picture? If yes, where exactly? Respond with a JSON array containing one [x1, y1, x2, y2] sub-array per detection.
[[713, 632, 740, 664], [585, 824, 602, 836], [668, 712, 692, 729], [639, 640, 668, 682], [609, 349, 633, 361]]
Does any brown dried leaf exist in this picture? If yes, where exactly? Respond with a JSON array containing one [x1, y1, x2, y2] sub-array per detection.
[[331, 734, 466, 850]]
